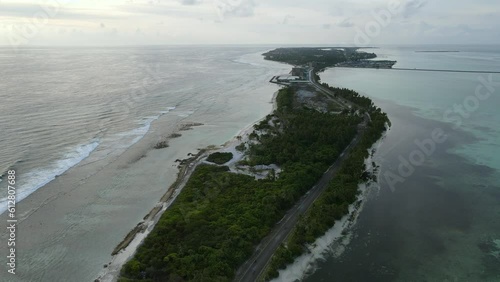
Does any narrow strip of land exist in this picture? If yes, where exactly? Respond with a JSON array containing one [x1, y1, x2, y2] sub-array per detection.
[[337, 66, 500, 74], [235, 119, 366, 282], [308, 69, 354, 109], [392, 68, 500, 74], [234, 73, 367, 282]]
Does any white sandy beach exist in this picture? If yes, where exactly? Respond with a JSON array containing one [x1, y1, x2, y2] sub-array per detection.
[[96, 90, 281, 282], [0, 49, 290, 282]]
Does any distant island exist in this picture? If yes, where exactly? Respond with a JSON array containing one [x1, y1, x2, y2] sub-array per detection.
[[263, 47, 397, 70], [415, 50, 460, 53], [262, 47, 375, 68], [336, 59, 396, 69]]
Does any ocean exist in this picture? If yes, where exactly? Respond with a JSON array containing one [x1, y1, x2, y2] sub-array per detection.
[[2, 45, 499, 282], [281, 45, 500, 281], [0, 46, 290, 281]]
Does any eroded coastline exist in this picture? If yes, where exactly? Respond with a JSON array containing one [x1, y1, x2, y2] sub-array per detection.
[[106, 48, 390, 282], [117, 87, 388, 282], [96, 91, 281, 282]]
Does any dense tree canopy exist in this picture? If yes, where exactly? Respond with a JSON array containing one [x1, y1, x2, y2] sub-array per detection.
[[206, 152, 233, 165], [262, 47, 377, 68], [264, 80, 390, 281], [119, 82, 389, 282]]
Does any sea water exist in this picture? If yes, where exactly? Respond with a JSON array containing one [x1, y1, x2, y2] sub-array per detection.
[[0, 46, 290, 281], [299, 45, 500, 281]]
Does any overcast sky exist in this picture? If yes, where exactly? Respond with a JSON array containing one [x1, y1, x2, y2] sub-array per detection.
[[1, 0, 499, 46]]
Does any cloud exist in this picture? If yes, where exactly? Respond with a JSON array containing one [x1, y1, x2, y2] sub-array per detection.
[[455, 24, 480, 36], [214, 0, 256, 19], [282, 14, 294, 25], [0, 0, 499, 45], [0, 3, 123, 20], [417, 21, 434, 31], [0, 3, 44, 17], [118, 2, 209, 18], [401, 0, 428, 18], [337, 18, 354, 28], [181, 0, 201, 5], [329, 7, 345, 17]]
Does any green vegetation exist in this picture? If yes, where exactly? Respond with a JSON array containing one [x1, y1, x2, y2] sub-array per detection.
[[247, 88, 360, 168], [235, 143, 246, 152], [154, 140, 169, 149], [119, 86, 365, 282], [344, 47, 378, 61], [262, 47, 377, 69], [120, 44, 390, 281], [264, 76, 390, 281], [206, 152, 233, 165], [321, 83, 383, 110], [327, 101, 343, 112]]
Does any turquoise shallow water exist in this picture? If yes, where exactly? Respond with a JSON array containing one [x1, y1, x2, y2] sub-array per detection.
[[302, 45, 500, 281], [325, 67, 500, 171]]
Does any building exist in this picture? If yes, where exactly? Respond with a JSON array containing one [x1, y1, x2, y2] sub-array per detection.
[[276, 75, 300, 82], [291, 67, 305, 79]]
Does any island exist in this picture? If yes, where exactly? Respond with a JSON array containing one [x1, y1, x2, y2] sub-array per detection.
[[415, 50, 460, 53], [335, 59, 397, 69], [115, 47, 390, 282]]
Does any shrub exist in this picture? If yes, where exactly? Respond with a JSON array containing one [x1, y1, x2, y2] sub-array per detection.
[[206, 152, 233, 164]]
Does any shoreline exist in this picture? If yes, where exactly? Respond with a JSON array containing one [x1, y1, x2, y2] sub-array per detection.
[[0, 48, 292, 281], [95, 90, 281, 282], [95, 144, 211, 282], [111, 63, 390, 281], [105, 47, 389, 282], [269, 130, 388, 282]]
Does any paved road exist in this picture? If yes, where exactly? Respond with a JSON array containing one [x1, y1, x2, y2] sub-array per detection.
[[307, 69, 354, 109], [391, 67, 500, 74], [234, 88, 367, 282]]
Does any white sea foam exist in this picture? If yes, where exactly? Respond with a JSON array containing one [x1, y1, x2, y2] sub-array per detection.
[[0, 107, 180, 216], [126, 107, 176, 145], [176, 110, 194, 118], [79, 107, 178, 166], [160, 106, 177, 114], [232, 58, 263, 67], [0, 140, 100, 215]]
